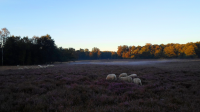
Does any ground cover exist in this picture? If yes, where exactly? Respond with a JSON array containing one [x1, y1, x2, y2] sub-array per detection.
[[0, 59, 200, 112]]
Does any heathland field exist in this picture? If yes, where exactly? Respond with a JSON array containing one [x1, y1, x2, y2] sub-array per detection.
[[0, 59, 200, 112]]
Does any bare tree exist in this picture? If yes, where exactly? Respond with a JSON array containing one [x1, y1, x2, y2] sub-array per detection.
[[0, 31, 2, 47], [0, 28, 10, 65], [0, 30, 2, 66]]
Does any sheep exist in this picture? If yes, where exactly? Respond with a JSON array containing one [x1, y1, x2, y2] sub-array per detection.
[[47, 65, 54, 67], [133, 78, 142, 85], [106, 74, 117, 80], [24, 66, 29, 69], [128, 74, 137, 78], [38, 65, 44, 68], [119, 76, 132, 82], [43, 66, 48, 68], [119, 73, 128, 78]]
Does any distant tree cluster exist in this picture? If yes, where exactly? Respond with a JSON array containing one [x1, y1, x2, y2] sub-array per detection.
[[1, 27, 200, 65], [116, 42, 200, 59], [76, 42, 200, 60], [0, 28, 76, 65], [76, 47, 118, 60]]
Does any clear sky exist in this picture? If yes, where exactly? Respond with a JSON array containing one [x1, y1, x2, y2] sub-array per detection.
[[0, 0, 200, 51]]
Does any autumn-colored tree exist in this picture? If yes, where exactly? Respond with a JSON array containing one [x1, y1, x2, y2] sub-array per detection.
[[130, 46, 136, 58], [184, 45, 197, 58], [131, 46, 141, 59], [131, 49, 139, 58], [89, 52, 93, 58], [91, 47, 100, 59], [122, 52, 126, 58], [164, 45, 177, 58], [117, 46, 122, 57], [131, 46, 136, 53], [154, 45, 163, 58], [97, 50, 101, 58], [138, 44, 152, 58], [124, 52, 131, 58], [111, 51, 117, 59], [183, 43, 197, 58], [122, 45, 129, 52], [174, 44, 185, 58]]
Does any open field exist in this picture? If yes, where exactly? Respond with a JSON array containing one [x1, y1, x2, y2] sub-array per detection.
[[0, 59, 200, 112]]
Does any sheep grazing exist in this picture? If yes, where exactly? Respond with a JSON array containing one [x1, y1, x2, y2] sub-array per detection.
[[106, 74, 117, 80], [38, 65, 45, 68], [119, 73, 128, 78], [24, 66, 29, 69], [119, 76, 132, 82], [128, 74, 137, 78], [43, 66, 48, 68], [133, 78, 142, 85]]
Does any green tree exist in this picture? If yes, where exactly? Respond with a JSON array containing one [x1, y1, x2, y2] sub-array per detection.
[[37, 34, 56, 64]]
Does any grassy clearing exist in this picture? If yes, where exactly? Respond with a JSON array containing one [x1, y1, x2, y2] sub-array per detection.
[[0, 60, 200, 112]]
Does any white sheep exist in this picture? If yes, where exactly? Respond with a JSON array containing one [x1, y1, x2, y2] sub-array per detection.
[[24, 66, 29, 69], [38, 65, 44, 68], [119, 76, 132, 82], [133, 78, 142, 85], [119, 73, 128, 78], [106, 74, 117, 80], [128, 74, 137, 78], [39, 65, 48, 68]]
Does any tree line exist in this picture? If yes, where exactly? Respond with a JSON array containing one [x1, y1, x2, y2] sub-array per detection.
[[0, 28, 76, 65], [0, 28, 200, 65], [116, 42, 200, 59], [76, 42, 200, 60]]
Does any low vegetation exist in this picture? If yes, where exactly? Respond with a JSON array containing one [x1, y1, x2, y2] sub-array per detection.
[[0, 60, 200, 112]]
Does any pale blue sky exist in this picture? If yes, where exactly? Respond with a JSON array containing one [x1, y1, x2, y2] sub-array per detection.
[[0, 0, 200, 51]]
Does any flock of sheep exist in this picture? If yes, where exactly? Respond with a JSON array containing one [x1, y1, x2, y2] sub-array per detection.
[[106, 73, 142, 85], [18, 65, 54, 70], [17, 64, 141, 86], [38, 65, 54, 68]]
